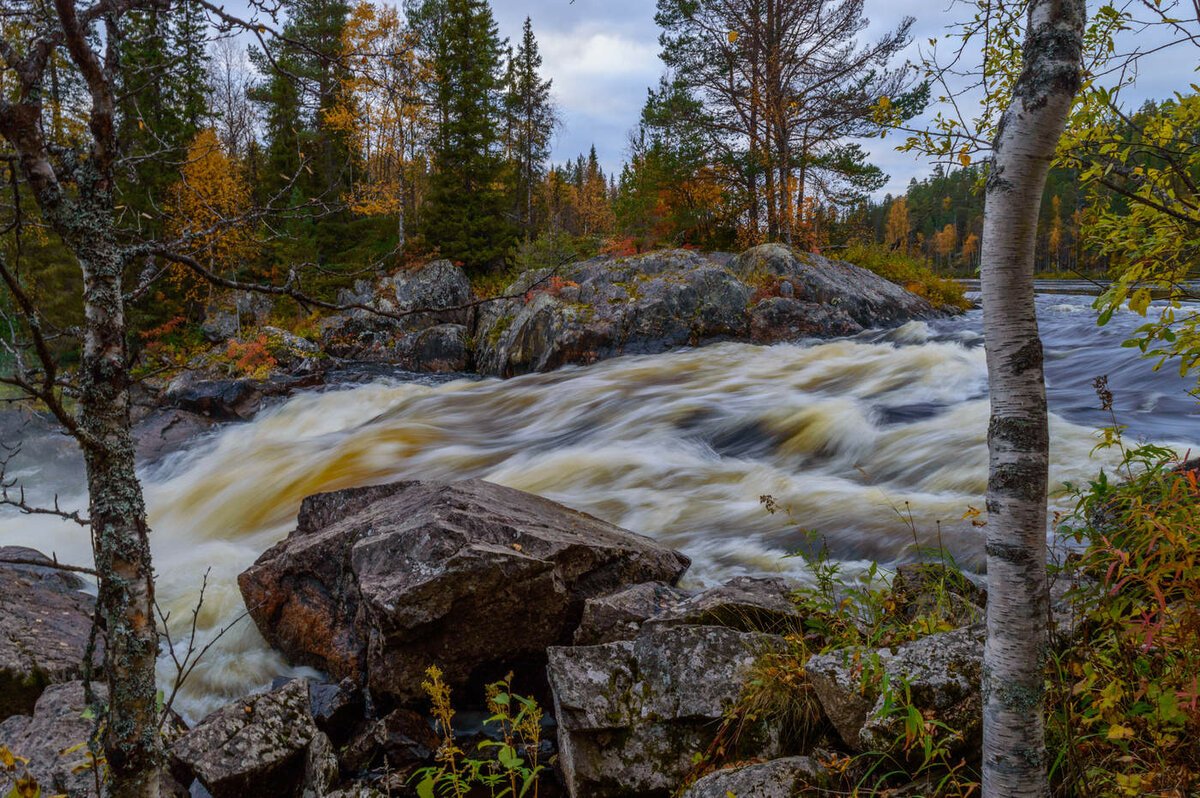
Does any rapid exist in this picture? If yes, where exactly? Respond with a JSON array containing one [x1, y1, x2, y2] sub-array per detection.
[[2, 288, 1197, 720]]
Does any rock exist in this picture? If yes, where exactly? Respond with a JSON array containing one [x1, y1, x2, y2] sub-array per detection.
[[238, 479, 690, 705], [749, 297, 861, 342], [548, 624, 787, 798], [474, 246, 942, 377], [475, 250, 752, 377], [308, 678, 365, 746], [134, 408, 218, 463], [0, 681, 105, 798], [0, 549, 100, 720], [387, 259, 472, 326], [201, 292, 275, 342], [680, 756, 828, 798], [890, 563, 986, 628], [394, 323, 471, 372], [170, 679, 335, 798], [263, 327, 322, 373], [804, 624, 985, 755], [573, 582, 689, 645], [731, 244, 938, 329], [163, 371, 322, 422], [647, 576, 801, 634], [338, 707, 440, 778]]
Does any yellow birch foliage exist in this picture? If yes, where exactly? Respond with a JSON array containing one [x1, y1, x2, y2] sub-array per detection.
[[165, 128, 253, 303]]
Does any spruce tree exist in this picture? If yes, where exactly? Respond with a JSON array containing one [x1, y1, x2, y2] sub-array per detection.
[[503, 17, 555, 239], [418, 0, 514, 271]]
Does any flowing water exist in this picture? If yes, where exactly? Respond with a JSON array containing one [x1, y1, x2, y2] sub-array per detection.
[[2, 289, 1197, 720]]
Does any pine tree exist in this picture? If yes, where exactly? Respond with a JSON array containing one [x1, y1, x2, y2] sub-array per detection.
[[417, 0, 513, 271], [503, 17, 555, 239]]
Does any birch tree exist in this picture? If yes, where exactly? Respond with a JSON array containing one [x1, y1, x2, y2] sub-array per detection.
[[978, 1, 1084, 794]]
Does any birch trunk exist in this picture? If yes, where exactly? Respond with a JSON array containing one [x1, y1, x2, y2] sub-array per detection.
[[979, 1, 1084, 796]]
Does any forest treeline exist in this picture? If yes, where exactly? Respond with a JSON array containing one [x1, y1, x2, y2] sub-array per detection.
[[3, 0, 1196, 343]]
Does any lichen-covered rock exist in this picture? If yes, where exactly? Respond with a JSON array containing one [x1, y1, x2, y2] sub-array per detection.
[[170, 679, 335, 798], [0, 682, 142, 798], [0, 550, 101, 720], [680, 756, 828, 798], [804, 624, 985, 755], [731, 244, 938, 329], [320, 260, 474, 370], [475, 250, 752, 377], [238, 479, 690, 705], [548, 624, 787, 797], [573, 582, 689, 645], [647, 576, 801, 634]]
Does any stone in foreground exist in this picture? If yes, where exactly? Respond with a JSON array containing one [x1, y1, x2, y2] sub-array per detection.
[[680, 756, 829, 798], [804, 624, 985, 755], [548, 624, 787, 798], [238, 479, 690, 704], [0, 548, 101, 720], [0, 682, 106, 798], [170, 679, 337, 798]]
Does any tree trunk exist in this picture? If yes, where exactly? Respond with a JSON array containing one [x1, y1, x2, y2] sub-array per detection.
[[77, 237, 163, 798], [979, 2, 1084, 796]]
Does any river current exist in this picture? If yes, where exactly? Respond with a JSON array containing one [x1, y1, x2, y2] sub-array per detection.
[[2, 288, 1197, 719]]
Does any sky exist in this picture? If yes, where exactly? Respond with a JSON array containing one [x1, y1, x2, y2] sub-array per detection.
[[487, 0, 1194, 198]]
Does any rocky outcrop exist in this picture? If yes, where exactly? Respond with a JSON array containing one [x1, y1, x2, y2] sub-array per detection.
[[548, 623, 788, 798], [573, 582, 689, 645], [0, 549, 100, 720], [170, 679, 338, 798], [321, 260, 473, 372], [680, 756, 829, 798], [474, 245, 941, 377], [238, 479, 690, 705], [475, 250, 753, 377], [804, 624, 985, 756], [0, 682, 98, 797]]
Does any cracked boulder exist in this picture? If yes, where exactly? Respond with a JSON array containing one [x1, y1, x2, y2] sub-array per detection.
[[0, 548, 101, 720], [238, 479, 690, 705], [170, 679, 337, 798], [680, 756, 829, 798], [548, 624, 788, 797], [804, 624, 985, 756]]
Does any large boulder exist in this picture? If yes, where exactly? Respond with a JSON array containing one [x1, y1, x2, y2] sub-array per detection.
[[731, 244, 938, 329], [475, 250, 752, 377], [170, 679, 337, 798], [804, 624, 985, 756], [680, 757, 829, 798], [0, 682, 104, 798], [0, 549, 100, 720], [548, 624, 788, 798], [238, 480, 690, 705]]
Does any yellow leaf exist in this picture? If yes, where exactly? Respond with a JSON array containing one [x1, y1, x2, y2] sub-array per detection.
[[727, 31, 738, 43], [1106, 722, 1134, 740]]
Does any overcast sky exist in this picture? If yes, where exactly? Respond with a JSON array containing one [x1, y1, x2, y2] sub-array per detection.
[[486, 0, 1193, 198]]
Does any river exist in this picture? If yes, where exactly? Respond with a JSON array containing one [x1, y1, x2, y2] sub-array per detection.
[[2, 288, 1196, 720]]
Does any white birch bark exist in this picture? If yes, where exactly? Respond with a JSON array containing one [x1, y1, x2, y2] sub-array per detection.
[[980, 1, 1085, 796]]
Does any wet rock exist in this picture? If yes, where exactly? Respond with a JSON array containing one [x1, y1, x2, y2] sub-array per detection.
[[134, 408, 218, 463], [573, 582, 689, 645], [749, 297, 861, 342], [170, 679, 335, 798], [0, 549, 100, 720], [474, 246, 941, 377], [238, 479, 690, 705], [394, 323, 471, 372], [731, 244, 938, 329], [0, 681, 105, 798], [308, 678, 365, 746], [804, 624, 985, 755], [164, 373, 264, 421], [680, 756, 828, 798], [548, 624, 787, 797], [647, 576, 802, 634]]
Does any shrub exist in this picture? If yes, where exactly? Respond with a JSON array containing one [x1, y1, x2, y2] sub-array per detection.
[[841, 243, 971, 311]]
